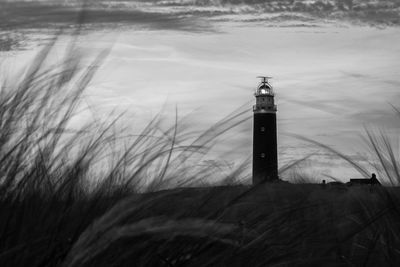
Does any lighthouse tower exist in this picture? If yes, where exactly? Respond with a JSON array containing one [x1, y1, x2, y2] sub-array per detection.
[[252, 76, 278, 184]]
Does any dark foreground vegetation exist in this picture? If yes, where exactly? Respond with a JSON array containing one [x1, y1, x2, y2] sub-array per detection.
[[1, 35, 400, 266]]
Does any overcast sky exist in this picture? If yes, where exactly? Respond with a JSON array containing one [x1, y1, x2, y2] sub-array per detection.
[[1, 0, 400, 182]]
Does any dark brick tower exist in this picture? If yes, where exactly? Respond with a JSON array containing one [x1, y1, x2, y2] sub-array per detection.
[[252, 76, 278, 184]]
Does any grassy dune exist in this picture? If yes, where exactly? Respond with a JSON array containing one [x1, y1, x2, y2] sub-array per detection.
[[0, 35, 400, 266], [62, 184, 400, 266]]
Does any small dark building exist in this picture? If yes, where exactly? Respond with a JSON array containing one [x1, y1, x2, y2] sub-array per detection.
[[348, 173, 381, 186]]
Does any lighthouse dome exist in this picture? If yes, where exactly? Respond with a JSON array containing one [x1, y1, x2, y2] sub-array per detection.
[[255, 82, 273, 96]]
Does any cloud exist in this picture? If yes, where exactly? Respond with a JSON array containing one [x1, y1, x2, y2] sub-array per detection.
[[0, 32, 24, 51], [0, 1, 212, 32], [150, 0, 400, 26], [1, 0, 399, 36]]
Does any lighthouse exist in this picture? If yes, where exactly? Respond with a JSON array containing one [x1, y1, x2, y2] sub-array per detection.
[[252, 76, 278, 184]]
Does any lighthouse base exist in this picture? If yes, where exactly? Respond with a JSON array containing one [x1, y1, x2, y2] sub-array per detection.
[[252, 112, 278, 185]]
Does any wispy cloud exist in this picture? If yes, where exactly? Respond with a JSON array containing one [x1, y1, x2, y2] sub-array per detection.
[[144, 0, 400, 27], [0, 32, 25, 51], [1, 0, 399, 36], [0, 1, 211, 32]]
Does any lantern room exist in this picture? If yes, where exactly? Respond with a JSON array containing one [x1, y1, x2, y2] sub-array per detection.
[[255, 76, 274, 97]]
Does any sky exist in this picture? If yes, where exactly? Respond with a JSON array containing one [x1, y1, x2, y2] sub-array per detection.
[[1, 0, 400, 183]]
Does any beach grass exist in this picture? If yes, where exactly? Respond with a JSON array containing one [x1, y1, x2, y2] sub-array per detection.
[[0, 32, 399, 267]]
